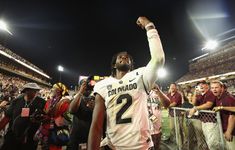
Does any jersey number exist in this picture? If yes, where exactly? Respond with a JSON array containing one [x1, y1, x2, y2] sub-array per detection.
[[116, 94, 132, 124]]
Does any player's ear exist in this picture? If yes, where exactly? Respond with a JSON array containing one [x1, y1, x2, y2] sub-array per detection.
[[113, 64, 117, 69]]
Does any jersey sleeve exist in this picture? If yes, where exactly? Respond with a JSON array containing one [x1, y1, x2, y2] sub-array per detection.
[[143, 29, 165, 91], [93, 79, 108, 100]]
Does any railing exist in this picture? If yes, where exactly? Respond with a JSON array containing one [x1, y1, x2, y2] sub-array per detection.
[[169, 107, 225, 150]]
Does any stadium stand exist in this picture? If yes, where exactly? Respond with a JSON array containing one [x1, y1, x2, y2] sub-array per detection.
[[176, 40, 235, 94], [0, 44, 51, 87]]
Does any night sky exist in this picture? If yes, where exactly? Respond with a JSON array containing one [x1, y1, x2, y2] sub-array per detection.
[[0, 0, 234, 88]]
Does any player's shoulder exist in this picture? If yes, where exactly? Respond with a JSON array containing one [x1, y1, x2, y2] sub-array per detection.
[[94, 76, 114, 88], [127, 67, 145, 77]]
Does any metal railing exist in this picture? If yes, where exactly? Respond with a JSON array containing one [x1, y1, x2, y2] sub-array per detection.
[[169, 107, 225, 150]]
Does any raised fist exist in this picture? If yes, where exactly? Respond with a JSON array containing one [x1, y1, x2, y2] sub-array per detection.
[[136, 16, 151, 29]]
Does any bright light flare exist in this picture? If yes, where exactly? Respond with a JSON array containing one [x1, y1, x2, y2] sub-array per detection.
[[58, 65, 64, 72], [202, 40, 218, 50], [0, 20, 13, 35], [157, 68, 167, 79]]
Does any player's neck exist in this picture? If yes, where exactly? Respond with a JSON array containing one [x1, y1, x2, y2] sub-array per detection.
[[115, 70, 128, 79]]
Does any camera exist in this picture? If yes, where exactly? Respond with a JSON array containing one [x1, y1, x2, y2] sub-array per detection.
[[195, 85, 202, 90], [86, 76, 95, 91], [30, 109, 47, 123]]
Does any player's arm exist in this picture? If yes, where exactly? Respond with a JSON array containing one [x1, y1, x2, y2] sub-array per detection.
[[88, 93, 105, 150], [137, 16, 165, 90]]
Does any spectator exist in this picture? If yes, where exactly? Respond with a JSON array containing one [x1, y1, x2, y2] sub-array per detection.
[[34, 82, 71, 150], [0, 82, 46, 150], [167, 83, 183, 144], [211, 80, 235, 150], [67, 79, 94, 150], [188, 80, 220, 150]]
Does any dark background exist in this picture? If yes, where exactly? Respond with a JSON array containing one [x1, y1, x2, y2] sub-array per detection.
[[0, 0, 234, 89]]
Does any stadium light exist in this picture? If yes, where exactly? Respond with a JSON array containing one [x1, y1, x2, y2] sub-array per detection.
[[58, 65, 64, 72], [157, 68, 167, 79], [57, 65, 64, 82], [202, 40, 218, 50], [0, 20, 13, 35]]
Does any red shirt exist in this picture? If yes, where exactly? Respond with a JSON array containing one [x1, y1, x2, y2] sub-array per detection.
[[167, 91, 182, 106], [196, 90, 217, 122], [167, 91, 182, 117], [216, 92, 235, 135], [195, 94, 203, 106], [196, 90, 216, 106]]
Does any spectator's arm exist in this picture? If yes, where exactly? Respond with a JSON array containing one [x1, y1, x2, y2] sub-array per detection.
[[69, 92, 83, 113], [88, 94, 105, 150], [188, 101, 213, 117], [221, 106, 235, 112], [0, 116, 9, 131], [0, 100, 9, 108], [156, 91, 170, 108], [152, 84, 170, 108], [169, 102, 177, 108], [69, 81, 87, 113], [224, 115, 235, 141], [195, 101, 213, 110]]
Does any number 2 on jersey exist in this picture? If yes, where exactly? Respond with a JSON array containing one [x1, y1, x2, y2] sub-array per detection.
[[116, 94, 132, 124]]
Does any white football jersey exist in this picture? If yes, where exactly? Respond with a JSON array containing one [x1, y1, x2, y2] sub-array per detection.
[[94, 67, 153, 150]]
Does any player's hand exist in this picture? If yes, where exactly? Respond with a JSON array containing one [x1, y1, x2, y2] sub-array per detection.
[[136, 16, 151, 29]]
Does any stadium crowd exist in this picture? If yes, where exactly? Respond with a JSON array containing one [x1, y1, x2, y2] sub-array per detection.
[[177, 40, 235, 86], [0, 44, 45, 74], [1, 70, 234, 150]]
